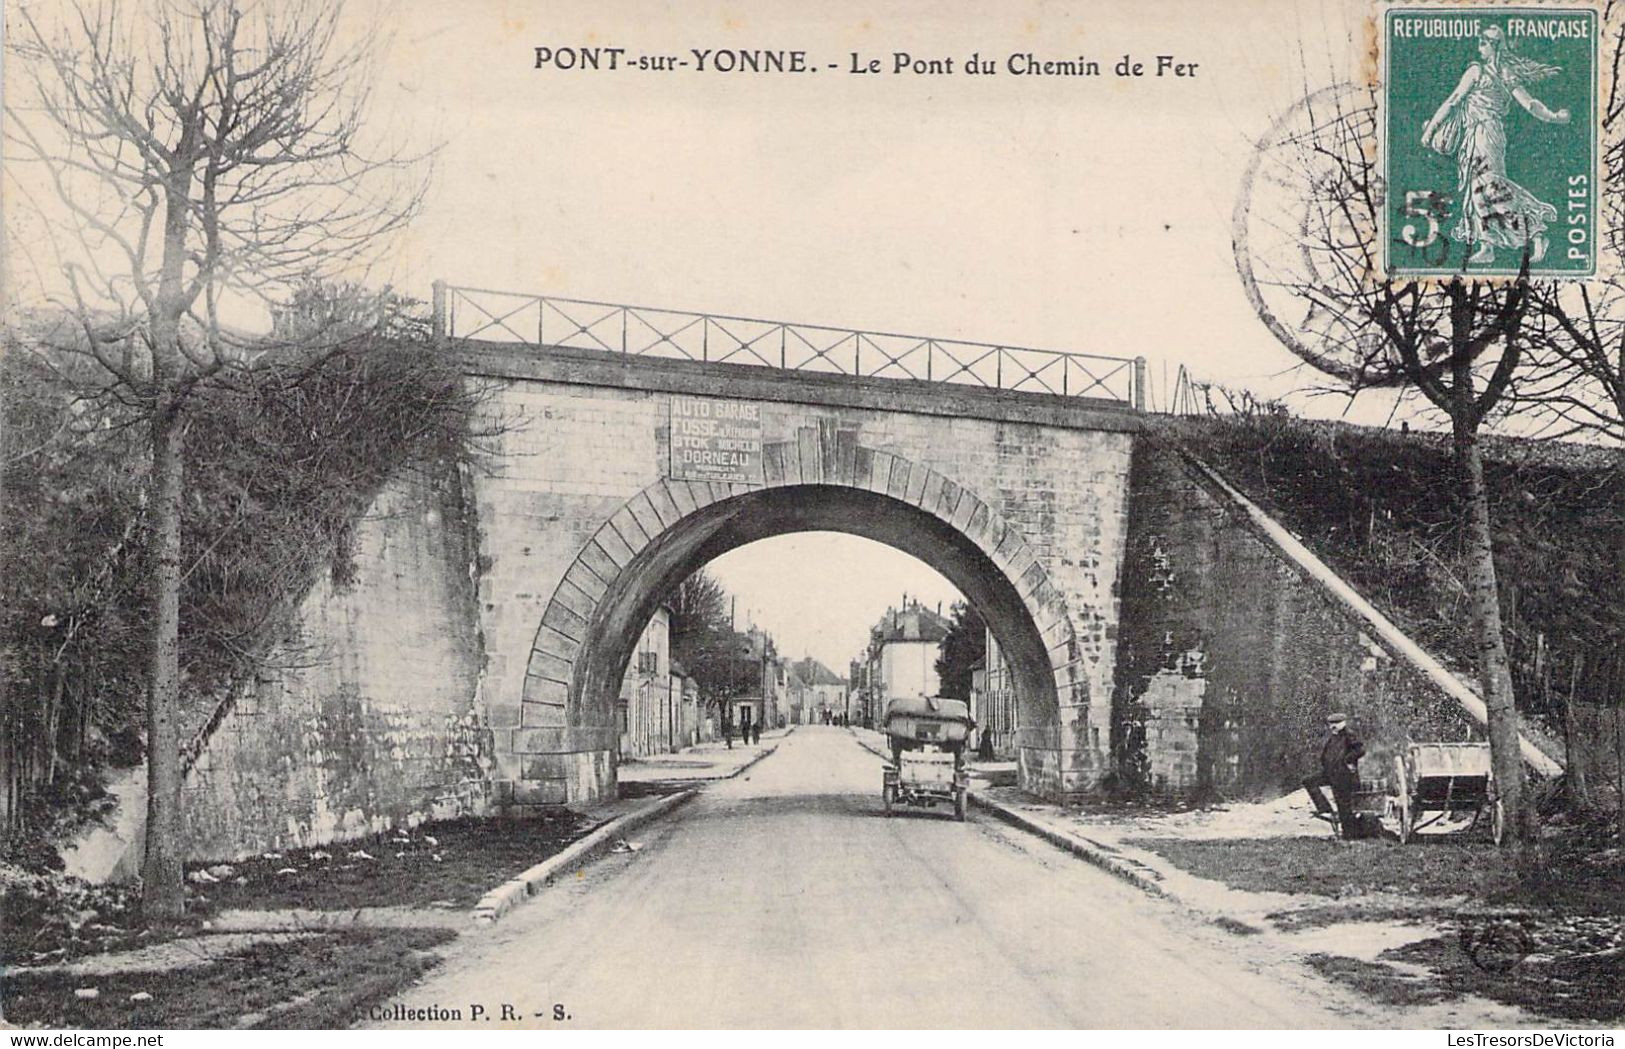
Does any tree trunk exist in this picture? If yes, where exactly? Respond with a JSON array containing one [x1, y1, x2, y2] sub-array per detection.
[[1615, 703, 1624, 846], [43, 663, 65, 786], [2, 713, 14, 830], [1616, 462, 1625, 841], [141, 404, 186, 922], [1566, 656, 1589, 812], [1454, 425, 1530, 846]]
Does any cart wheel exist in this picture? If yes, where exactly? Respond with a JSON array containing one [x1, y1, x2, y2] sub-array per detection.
[[883, 784, 895, 816], [953, 787, 967, 822], [1394, 755, 1413, 845], [1490, 798, 1506, 845]]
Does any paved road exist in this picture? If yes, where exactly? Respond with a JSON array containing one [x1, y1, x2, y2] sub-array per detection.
[[369, 726, 1348, 1029]]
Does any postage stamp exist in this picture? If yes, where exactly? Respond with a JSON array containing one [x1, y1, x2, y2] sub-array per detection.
[[1381, 3, 1600, 278]]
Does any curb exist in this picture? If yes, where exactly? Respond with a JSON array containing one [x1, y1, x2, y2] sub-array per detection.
[[207, 907, 468, 933], [727, 741, 779, 778], [470, 788, 697, 924], [968, 793, 1169, 899], [622, 739, 782, 786], [846, 729, 890, 762]]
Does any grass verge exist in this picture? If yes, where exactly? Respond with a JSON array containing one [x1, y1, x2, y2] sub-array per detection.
[[1, 927, 455, 1029], [1131, 833, 1624, 912], [6, 810, 590, 971], [188, 810, 591, 914], [1303, 952, 1453, 1008], [1128, 835, 1524, 899], [1382, 930, 1625, 1023], [616, 781, 686, 800], [1134, 834, 1624, 1021], [1267, 901, 1457, 931]]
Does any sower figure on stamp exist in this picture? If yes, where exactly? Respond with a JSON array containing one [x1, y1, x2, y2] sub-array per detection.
[[1303, 712, 1365, 839], [1420, 25, 1571, 265]]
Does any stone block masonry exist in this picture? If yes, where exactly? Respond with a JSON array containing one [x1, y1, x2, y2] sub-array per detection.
[[177, 464, 488, 861], [464, 344, 1141, 806], [1111, 445, 1482, 800]]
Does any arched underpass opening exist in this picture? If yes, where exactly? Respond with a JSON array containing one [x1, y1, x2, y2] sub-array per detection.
[[521, 476, 1084, 804], [705, 529, 967, 725], [576, 485, 1059, 748]]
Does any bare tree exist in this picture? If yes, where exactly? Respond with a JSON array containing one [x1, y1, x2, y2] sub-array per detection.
[[1516, 3, 1625, 833], [1234, 83, 1540, 844], [1521, 287, 1625, 445], [5, 0, 429, 919], [1519, 1, 1625, 447], [666, 570, 752, 720]]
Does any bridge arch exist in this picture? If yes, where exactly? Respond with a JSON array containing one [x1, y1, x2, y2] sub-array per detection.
[[517, 436, 1080, 800]]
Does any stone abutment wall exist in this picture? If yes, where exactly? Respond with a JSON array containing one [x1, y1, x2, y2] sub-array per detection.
[[1111, 444, 1480, 800], [177, 466, 489, 861]]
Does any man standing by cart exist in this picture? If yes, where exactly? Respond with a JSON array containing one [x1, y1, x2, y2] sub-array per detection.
[[1303, 712, 1364, 839]]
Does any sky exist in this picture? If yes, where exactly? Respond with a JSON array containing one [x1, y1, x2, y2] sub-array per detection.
[[360, 0, 1374, 671], [708, 532, 962, 674], [3, 0, 1415, 672], [361, 0, 1373, 408]]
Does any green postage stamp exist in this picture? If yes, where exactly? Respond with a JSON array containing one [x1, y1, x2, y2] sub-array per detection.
[[1382, 4, 1600, 278]]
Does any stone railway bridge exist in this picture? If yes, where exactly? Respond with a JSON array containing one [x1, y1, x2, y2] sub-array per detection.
[[472, 337, 1139, 808], [159, 290, 1508, 862]]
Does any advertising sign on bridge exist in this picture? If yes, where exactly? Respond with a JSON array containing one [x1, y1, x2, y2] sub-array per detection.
[[669, 395, 764, 484]]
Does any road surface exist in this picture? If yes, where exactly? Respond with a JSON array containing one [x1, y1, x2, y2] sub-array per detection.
[[368, 726, 1351, 1029]]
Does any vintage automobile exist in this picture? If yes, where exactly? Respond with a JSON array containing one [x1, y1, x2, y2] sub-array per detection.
[[880, 694, 974, 821]]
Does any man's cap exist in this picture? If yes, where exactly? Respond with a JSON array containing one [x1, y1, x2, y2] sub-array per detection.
[[1326, 712, 1349, 724]]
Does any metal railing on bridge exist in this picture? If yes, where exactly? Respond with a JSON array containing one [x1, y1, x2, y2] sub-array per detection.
[[434, 281, 1146, 409]]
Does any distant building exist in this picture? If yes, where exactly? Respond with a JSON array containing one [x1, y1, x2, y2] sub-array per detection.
[[787, 657, 847, 723], [671, 658, 700, 749], [855, 599, 951, 725], [732, 627, 786, 735], [970, 628, 1017, 758], [783, 661, 811, 725], [848, 659, 871, 727], [617, 606, 675, 759]]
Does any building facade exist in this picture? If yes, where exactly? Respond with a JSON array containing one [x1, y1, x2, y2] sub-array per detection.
[[616, 605, 675, 759], [856, 600, 952, 725], [970, 628, 1019, 758], [729, 627, 786, 737], [671, 660, 700, 749], [788, 657, 847, 723]]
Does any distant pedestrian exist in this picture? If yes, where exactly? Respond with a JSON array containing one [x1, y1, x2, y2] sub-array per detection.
[[1302, 712, 1364, 839], [751, 721, 761, 745]]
